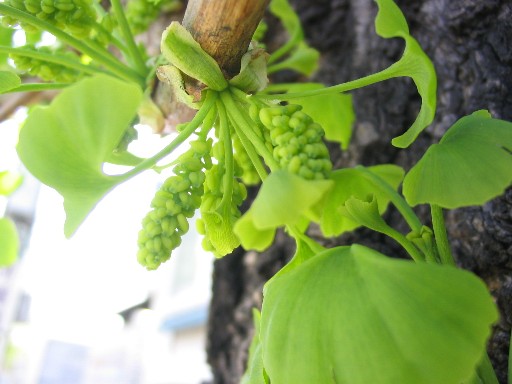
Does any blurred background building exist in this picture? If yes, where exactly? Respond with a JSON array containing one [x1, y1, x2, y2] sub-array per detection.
[[0, 115, 214, 384]]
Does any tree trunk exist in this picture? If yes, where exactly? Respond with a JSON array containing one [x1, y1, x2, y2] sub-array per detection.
[[205, 0, 512, 383]]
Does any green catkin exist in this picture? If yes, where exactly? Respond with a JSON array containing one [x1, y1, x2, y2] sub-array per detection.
[[2, 0, 97, 38], [137, 137, 212, 270], [258, 104, 332, 180], [9, 45, 81, 82], [196, 140, 247, 256]]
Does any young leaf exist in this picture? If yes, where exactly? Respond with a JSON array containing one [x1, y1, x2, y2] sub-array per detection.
[[374, 0, 437, 148], [0, 71, 21, 93], [268, 0, 304, 64], [241, 309, 268, 384], [201, 211, 240, 257], [261, 244, 498, 384], [234, 170, 333, 251], [233, 210, 275, 252], [0, 170, 23, 196], [0, 217, 19, 267], [319, 165, 404, 237], [268, 42, 319, 76], [403, 110, 512, 208], [161, 21, 228, 91], [17, 74, 142, 237]]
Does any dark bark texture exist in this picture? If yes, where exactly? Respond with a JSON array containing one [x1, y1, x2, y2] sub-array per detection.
[[206, 0, 512, 383]]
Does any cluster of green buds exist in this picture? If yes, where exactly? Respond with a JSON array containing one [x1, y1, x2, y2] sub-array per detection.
[[137, 137, 213, 270], [10, 45, 81, 82], [2, 0, 96, 38], [259, 104, 332, 180]]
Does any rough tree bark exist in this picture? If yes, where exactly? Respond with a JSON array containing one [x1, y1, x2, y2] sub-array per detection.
[[204, 1, 512, 383]]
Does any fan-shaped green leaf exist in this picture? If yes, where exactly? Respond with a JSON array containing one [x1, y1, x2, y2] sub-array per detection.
[[0, 217, 19, 267], [17, 74, 142, 237], [0, 71, 21, 93], [403, 110, 512, 208], [374, 0, 437, 148], [319, 165, 404, 237], [234, 170, 333, 251], [261, 244, 498, 384], [241, 309, 269, 384]]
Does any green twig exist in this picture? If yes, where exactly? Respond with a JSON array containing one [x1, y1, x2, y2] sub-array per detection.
[[0, 4, 144, 86], [110, 0, 148, 76], [430, 204, 455, 266]]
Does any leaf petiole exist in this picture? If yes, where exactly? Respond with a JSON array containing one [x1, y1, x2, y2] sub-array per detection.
[[430, 204, 456, 266], [357, 165, 423, 232], [110, 0, 148, 77], [0, 4, 145, 86], [120, 90, 218, 181], [0, 45, 109, 76]]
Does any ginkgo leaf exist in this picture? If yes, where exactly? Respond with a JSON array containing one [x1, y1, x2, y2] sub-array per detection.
[[234, 171, 333, 251], [241, 310, 268, 384], [319, 165, 404, 237], [0, 71, 21, 93], [17, 74, 142, 237], [0, 217, 19, 267], [261, 244, 498, 384], [374, 0, 437, 148], [403, 110, 512, 208]]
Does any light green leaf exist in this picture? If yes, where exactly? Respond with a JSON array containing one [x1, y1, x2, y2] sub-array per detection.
[[261, 244, 498, 384], [250, 170, 332, 228], [233, 210, 275, 252], [0, 26, 14, 66], [17, 74, 142, 237], [340, 195, 391, 234], [161, 21, 228, 91], [0, 71, 21, 93], [268, 0, 304, 65], [268, 42, 319, 76], [230, 48, 269, 93], [201, 211, 240, 257], [403, 110, 512, 208], [374, 0, 437, 148], [319, 165, 404, 237], [0, 170, 23, 196], [0, 217, 19, 267], [234, 171, 332, 251], [241, 309, 268, 384]]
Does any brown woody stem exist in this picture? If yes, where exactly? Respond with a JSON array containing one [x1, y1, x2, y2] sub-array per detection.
[[182, 0, 270, 78]]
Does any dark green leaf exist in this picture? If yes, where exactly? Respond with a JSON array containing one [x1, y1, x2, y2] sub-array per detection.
[[403, 111, 512, 208], [261, 244, 498, 384], [17, 74, 142, 236], [0, 217, 19, 267]]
